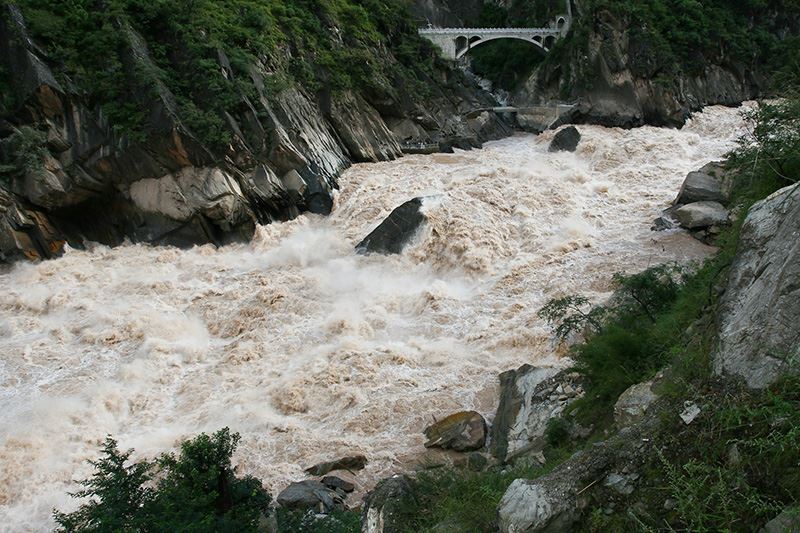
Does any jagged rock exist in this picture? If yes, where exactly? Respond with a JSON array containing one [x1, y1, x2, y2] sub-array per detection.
[[490, 366, 583, 462], [760, 507, 800, 533], [328, 91, 403, 163], [675, 201, 729, 229], [548, 126, 581, 153], [715, 184, 800, 388], [675, 170, 728, 205], [614, 380, 657, 428], [356, 197, 427, 255], [276, 480, 344, 513], [362, 475, 413, 533], [305, 454, 368, 476], [423, 410, 487, 452]]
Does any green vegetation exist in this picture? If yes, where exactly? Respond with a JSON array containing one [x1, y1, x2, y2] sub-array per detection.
[[0, 125, 48, 185], [54, 428, 271, 532], [277, 508, 360, 533], [467, 0, 800, 94], [393, 451, 570, 533], [2, 0, 439, 150]]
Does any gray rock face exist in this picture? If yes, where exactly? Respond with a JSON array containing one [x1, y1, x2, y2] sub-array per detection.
[[761, 507, 800, 533], [715, 184, 800, 388], [675, 170, 728, 205], [614, 380, 657, 428], [490, 366, 582, 462], [362, 475, 413, 533], [548, 126, 581, 153], [514, 10, 766, 128], [356, 198, 427, 255], [276, 480, 344, 513], [675, 201, 729, 229], [328, 91, 403, 163], [423, 410, 487, 452]]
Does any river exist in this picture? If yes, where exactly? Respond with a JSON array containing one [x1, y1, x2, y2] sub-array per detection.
[[0, 104, 750, 530]]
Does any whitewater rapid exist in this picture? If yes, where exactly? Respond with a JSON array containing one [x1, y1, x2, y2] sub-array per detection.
[[0, 105, 750, 530]]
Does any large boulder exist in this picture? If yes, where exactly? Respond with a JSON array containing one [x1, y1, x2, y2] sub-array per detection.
[[361, 475, 413, 533], [356, 197, 427, 255], [675, 169, 729, 205], [490, 366, 583, 462], [675, 201, 729, 229], [614, 380, 657, 428], [548, 126, 581, 153], [715, 184, 800, 388], [423, 410, 487, 452], [276, 480, 344, 513]]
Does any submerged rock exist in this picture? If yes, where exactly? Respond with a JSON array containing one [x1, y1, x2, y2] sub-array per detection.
[[715, 184, 800, 388], [548, 126, 581, 153], [675, 201, 729, 229], [355, 197, 426, 255], [305, 454, 368, 476], [424, 410, 487, 452]]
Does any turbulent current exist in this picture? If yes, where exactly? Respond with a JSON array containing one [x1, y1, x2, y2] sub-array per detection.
[[0, 105, 750, 530]]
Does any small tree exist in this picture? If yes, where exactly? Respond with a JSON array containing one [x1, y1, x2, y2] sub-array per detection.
[[538, 295, 606, 343], [53, 438, 153, 532], [611, 264, 682, 323]]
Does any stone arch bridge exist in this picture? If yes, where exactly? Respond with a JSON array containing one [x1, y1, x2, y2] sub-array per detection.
[[419, 14, 571, 60]]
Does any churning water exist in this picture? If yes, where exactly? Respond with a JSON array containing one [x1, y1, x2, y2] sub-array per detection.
[[0, 105, 750, 530]]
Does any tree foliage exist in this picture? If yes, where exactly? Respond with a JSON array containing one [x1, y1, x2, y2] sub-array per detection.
[[54, 428, 271, 532]]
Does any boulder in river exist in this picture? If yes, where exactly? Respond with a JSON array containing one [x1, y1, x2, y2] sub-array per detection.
[[424, 410, 487, 452], [548, 126, 581, 153], [276, 480, 344, 513], [675, 201, 729, 229], [355, 197, 426, 255], [674, 170, 728, 205], [305, 454, 367, 476]]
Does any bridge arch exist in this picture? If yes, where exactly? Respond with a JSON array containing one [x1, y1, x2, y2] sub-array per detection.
[[454, 34, 550, 59]]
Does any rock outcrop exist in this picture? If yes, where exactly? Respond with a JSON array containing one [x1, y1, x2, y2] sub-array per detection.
[[674, 201, 729, 229], [513, 6, 780, 128], [361, 475, 414, 533], [490, 366, 583, 463], [715, 184, 800, 388], [0, 3, 512, 263]]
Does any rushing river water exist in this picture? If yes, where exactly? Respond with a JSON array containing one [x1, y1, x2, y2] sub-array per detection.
[[0, 104, 751, 530]]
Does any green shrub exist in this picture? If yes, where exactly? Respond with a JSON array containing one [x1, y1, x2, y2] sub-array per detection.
[[54, 428, 271, 532], [277, 508, 361, 533], [0, 126, 48, 185]]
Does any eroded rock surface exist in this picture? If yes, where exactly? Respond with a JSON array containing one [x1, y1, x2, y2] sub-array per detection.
[[715, 184, 800, 388]]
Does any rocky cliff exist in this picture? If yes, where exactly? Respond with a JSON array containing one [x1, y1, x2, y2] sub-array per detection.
[[435, 0, 799, 128], [0, 2, 511, 262]]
